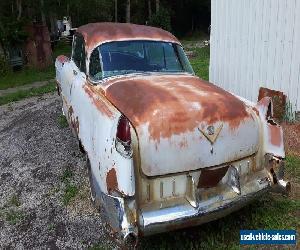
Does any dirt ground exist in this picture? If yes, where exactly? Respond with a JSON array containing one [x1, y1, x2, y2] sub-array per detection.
[[0, 93, 116, 249], [282, 122, 300, 157]]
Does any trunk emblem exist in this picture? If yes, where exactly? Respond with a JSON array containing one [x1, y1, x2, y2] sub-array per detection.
[[207, 125, 215, 135], [198, 124, 223, 144]]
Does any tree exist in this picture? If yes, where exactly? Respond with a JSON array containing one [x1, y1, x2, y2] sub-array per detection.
[[156, 0, 159, 13], [148, 0, 152, 20], [115, 0, 118, 22], [16, 0, 22, 21], [126, 0, 130, 23]]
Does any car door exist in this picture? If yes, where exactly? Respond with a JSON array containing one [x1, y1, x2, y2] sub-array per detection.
[[67, 34, 96, 157], [65, 34, 87, 134], [60, 34, 84, 115]]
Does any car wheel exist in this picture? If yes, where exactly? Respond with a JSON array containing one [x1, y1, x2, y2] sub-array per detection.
[[86, 156, 96, 204]]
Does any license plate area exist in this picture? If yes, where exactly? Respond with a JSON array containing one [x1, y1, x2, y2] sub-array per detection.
[[198, 165, 230, 188]]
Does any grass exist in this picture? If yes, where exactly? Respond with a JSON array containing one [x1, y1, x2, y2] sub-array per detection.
[[63, 184, 79, 205], [189, 46, 210, 81], [285, 154, 300, 181], [61, 168, 79, 206], [3, 210, 25, 225], [0, 81, 56, 106], [57, 114, 69, 128], [0, 66, 55, 90], [0, 42, 71, 90], [8, 194, 21, 207]]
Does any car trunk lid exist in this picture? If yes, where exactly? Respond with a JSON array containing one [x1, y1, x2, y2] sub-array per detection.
[[105, 74, 260, 176]]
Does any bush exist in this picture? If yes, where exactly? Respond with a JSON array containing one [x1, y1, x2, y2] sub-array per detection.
[[0, 54, 10, 76], [149, 7, 172, 32]]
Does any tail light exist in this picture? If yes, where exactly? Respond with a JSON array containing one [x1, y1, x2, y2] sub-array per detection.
[[115, 116, 133, 158]]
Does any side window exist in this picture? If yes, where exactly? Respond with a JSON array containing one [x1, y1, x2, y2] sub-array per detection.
[[72, 35, 86, 73], [89, 48, 102, 80]]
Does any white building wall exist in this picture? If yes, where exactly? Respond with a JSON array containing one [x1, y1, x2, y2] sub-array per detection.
[[209, 0, 300, 112]]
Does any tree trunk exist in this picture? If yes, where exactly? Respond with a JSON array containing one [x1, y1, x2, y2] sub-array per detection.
[[156, 0, 159, 13], [148, 0, 152, 20], [49, 12, 56, 35], [40, 0, 46, 25], [115, 0, 118, 22], [126, 0, 130, 23], [16, 0, 22, 21]]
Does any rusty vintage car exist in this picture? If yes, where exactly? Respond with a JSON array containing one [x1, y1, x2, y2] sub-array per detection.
[[55, 23, 290, 245]]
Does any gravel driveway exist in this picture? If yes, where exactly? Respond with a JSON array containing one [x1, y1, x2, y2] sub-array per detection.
[[0, 93, 116, 249]]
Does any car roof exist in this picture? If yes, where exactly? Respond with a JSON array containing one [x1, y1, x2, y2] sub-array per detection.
[[76, 22, 181, 53]]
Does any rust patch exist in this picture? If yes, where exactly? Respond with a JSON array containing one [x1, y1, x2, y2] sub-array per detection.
[[268, 124, 282, 147], [68, 106, 79, 135], [105, 74, 250, 141], [178, 137, 188, 149], [83, 84, 113, 118], [198, 165, 229, 188], [57, 55, 69, 63], [77, 22, 180, 53], [106, 168, 118, 194], [258, 87, 286, 122]]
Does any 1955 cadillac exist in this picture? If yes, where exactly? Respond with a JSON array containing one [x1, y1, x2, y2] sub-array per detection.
[[55, 23, 290, 245]]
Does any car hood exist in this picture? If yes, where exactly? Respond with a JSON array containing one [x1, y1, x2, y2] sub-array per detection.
[[104, 74, 260, 176]]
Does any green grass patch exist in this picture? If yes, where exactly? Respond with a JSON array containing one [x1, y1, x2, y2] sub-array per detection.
[[0, 42, 71, 90], [190, 46, 210, 81], [61, 168, 73, 182], [4, 209, 25, 225], [57, 114, 68, 128], [285, 155, 300, 181], [0, 66, 55, 90], [53, 42, 72, 59], [8, 194, 21, 207], [61, 168, 78, 206], [0, 81, 56, 106], [63, 184, 78, 205]]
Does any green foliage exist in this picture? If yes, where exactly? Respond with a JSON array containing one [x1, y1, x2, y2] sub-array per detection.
[[63, 184, 78, 205], [61, 168, 73, 182], [4, 210, 25, 225], [190, 46, 210, 81], [61, 168, 78, 206], [0, 66, 55, 90], [53, 42, 72, 59], [58, 115, 68, 128], [0, 82, 56, 106], [0, 54, 11, 77], [285, 155, 300, 181], [9, 194, 21, 207], [149, 7, 172, 32], [0, 17, 28, 53]]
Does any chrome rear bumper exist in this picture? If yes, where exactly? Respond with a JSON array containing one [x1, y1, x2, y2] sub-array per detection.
[[96, 165, 290, 244], [139, 179, 270, 236]]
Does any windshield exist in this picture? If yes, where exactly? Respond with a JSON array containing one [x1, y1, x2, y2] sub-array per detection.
[[89, 40, 194, 80]]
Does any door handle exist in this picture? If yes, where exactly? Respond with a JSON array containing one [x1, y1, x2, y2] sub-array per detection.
[[73, 70, 78, 76]]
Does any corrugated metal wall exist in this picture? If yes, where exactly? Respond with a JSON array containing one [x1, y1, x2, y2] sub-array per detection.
[[209, 0, 300, 113]]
